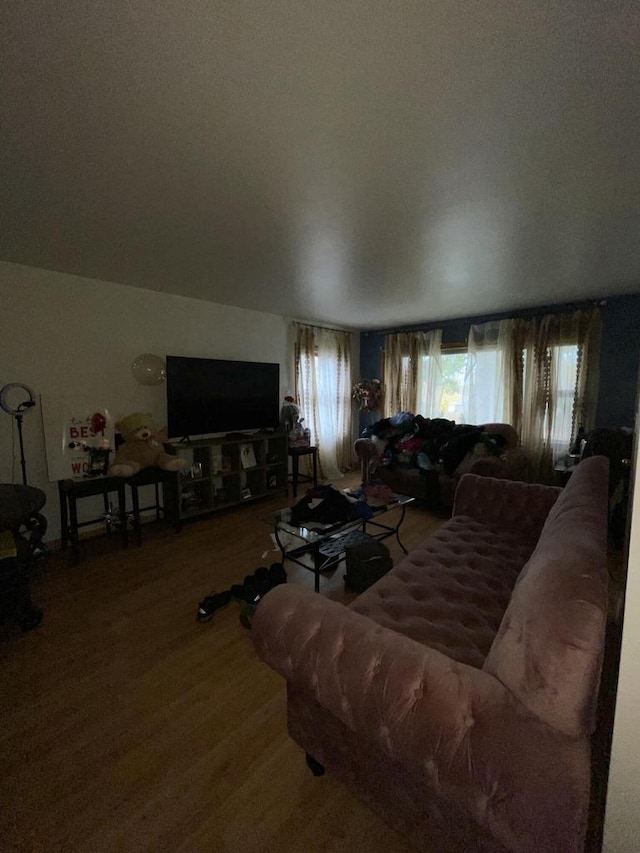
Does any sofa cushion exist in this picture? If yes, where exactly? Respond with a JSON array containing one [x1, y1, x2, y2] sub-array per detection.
[[351, 516, 534, 668], [483, 456, 609, 737]]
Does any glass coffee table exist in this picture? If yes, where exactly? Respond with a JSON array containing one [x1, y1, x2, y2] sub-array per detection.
[[264, 492, 414, 593]]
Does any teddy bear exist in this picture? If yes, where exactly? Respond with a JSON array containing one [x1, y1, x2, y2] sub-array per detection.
[[280, 396, 300, 435], [109, 412, 185, 477], [280, 396, 310, 446]]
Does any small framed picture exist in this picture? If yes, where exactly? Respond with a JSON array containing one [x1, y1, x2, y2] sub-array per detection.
[[241, 488, 251, 500]]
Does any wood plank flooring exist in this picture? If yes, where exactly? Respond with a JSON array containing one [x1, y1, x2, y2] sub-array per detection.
[[1, 475, 444, 853]]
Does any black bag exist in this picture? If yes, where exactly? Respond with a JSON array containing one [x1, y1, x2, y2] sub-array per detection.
[[344, 539, 393, 593]]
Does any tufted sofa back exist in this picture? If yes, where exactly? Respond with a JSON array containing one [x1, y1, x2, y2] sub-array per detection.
[[453, 473, 561, 551], [351, 473, 568, 671], [483, 455, 610, 737], [350, 515, 536, 668]]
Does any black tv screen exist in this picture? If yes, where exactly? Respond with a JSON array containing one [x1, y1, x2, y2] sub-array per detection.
[[166, 356, 280, 439]]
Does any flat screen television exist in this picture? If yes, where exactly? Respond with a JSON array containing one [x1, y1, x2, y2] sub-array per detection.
[[166, 355, 280, 439]]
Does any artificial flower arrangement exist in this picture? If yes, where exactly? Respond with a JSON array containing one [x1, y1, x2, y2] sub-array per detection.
[[352, 378, 384, 412]]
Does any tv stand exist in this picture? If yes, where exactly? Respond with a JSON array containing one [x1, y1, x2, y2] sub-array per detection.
[[164, 431, 287, 524]]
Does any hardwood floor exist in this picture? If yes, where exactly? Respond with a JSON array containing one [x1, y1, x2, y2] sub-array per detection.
[[1, 474, 443, 853]]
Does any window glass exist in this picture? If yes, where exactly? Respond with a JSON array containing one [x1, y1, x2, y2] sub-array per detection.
[[548, 344, 578, 449], [395, 339, 579, 453], [439, 351, 466, 420], [464, 348, 503, 424]]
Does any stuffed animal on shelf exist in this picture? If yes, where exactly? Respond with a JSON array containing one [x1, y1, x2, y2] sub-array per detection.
[[109, 412, 185, 477], [280, 396, 300, 435], [280, 396, 311, 447]]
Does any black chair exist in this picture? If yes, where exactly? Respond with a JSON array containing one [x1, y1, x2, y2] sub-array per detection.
[[583, 427, 634, 549], [0, 484, 47, 630]]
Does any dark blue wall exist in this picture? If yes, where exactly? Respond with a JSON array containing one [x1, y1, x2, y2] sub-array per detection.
[[595, 295, 640, 427], [359, 293, 640, 430]]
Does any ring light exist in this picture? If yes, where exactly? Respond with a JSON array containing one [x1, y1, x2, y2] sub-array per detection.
[[0, 383, 37, 416]]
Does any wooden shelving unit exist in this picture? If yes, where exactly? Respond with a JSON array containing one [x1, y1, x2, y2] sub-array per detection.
[[163, 432, 288, 524]]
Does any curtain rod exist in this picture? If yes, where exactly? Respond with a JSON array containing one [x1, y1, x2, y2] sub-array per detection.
[[364, 299, 606, 337], [291, 320, 355, 333]]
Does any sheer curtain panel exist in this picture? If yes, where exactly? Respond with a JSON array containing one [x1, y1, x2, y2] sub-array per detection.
[[521, 308, 601, 482], [463, 319, 522, 425], [383, 330, 443, 417], [295, 324, 352, 482]]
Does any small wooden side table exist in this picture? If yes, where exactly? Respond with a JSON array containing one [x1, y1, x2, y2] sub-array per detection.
[[58, 476, 128, 564], [288, 445, 318, 498], [553, 455, 580, 487], [125, 468, 179, 545]]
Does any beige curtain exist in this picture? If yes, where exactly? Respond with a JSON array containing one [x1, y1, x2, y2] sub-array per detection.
[[383, 329, 443, 416], [295, 323, 352, 481], [521, 308, 601, 482], [463, 318, 522, 424]]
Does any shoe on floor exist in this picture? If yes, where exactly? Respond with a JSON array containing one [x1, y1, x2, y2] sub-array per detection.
[[197, 590, 232, 622]]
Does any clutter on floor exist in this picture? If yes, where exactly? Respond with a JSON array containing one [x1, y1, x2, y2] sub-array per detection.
[[197, 562, 287, 628]]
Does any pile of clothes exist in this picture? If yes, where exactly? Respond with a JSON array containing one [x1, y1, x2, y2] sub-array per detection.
[[362, 413, 507, 475], [289, 483, 392, 525]]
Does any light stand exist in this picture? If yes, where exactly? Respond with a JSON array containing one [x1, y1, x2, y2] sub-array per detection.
[[14, 402, 36, 485], [0, 383, 37, 486]]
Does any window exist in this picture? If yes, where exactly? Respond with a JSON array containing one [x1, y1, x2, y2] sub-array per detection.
[[434, 347, 511, 425], [548, 343, 579, 449], [438, 350, 466, 420], [384, 310, 598, 481], [295, 324, 352, 480]]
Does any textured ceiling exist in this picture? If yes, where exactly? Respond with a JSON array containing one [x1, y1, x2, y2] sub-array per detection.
[[1, 1, 639, 329]]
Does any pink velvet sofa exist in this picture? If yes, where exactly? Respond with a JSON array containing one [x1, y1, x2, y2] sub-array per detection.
[[252, 456, 610, 852]]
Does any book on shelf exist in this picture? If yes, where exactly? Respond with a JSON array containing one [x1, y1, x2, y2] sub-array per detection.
[[240, 443, 257, 469]]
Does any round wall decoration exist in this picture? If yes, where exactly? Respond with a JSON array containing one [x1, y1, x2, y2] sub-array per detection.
[[131, 354, 166, 385]]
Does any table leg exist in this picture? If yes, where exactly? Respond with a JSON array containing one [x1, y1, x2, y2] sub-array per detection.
[[311, 449, 318, 487], [365, 504, 409, 554], [58, 481, 68, 551], [395, 505, 408, 553], [129, 483, 141, 546], [292, 454, 299, 498], [103, 491, 112, 534], [154, 482, 161, 521], [313, 543, 321, 593], [68, 494, 80, 565], [273, 528, 287, 563], [117, 483, 128, 549]]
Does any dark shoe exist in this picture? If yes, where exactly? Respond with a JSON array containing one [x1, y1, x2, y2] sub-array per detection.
[[253, 566, 271, 598], [240, 576, 261, 605], [239, 601, 255, 629], [230, 583, 245, 600], [197, 590, 232, 622], [268, 563, 287, 588]]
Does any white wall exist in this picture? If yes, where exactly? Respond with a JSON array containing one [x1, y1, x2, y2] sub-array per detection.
[[603, 417, 640, 851], [0, 261, 295, 540]]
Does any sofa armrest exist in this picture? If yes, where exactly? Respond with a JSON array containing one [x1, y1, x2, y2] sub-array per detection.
[[253, 584, 591, 852], [453, 473, 561, 547], [354, 438, 380, 484], [253, 585, 507, 764], [500, 444, 530, 479]]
